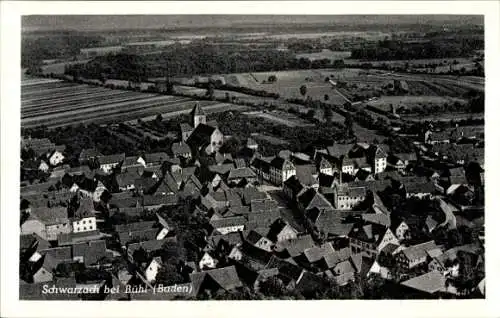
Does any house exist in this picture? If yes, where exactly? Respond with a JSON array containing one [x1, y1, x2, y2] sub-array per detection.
[[32, 254, 58, 283], [348, 223, 399, 258], [227, 167, 257, 186], [387, 152, 417, 173], [405, 181, 435, 199], [191, 102, 207, 128], [283, 175, 304, 201], [71, 197, 97, 233], [21, 207, 71, 241], [171, 142, 192, 159], [180, 123, 193, 142], [199, 251, 219, 270], [72, 240, 108, 266], [268, 219, 299, 243], [47, 150, 65, 166], [210, 216, 246, 235], [367, 145, 387, 174], [78, 148, 102, 164], [393, 221, 411, 241], [187, 124, 224, 155], [428, 244, 482, 277], [297, 188, 333, 215], [189, 266, 243, 297], [98, 153, 125, 173], [333, 184, 366, 210], [424, 130, 450, 145], [395, 241, 441, 270], [246, 137, 258, 150], [121, 156, 143, 172], [245, 229, 274, 252], [269, 157, 296, 185], [138, 152, 169, 167], [144, 257, 163, 283], [38, 160, 50, 172], [400, 271, 449, 296], [276, 234, 316, 258]]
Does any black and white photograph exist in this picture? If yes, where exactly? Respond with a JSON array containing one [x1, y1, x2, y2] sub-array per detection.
[[1, 1, 499, 317]]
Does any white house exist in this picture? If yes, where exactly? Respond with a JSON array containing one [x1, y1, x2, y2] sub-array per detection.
[[199, 252, 218, 270], [394, 221, 410, 241], [48, 150, 65, 166], [145, 257, 162, 283], [72, 216, 97, 233], [269, 157, 296, 185]]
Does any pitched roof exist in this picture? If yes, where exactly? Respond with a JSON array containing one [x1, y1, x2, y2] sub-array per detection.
[[405, 181, 435, 194], [401, 271, 446, 294], [115, 221, 156, 233], [190, 265, 242, 295], [323, 247, 352, 268], [171, 142, 191, 156], [401, 241, 439, 261], [72, 240, 107, 265], [190, 102, 206, 117], [30, 207, 68, 225], [250, 200, 278, 213], [278, 235, 315, 257], [79, 148, 103, 160], [295, 164, 318, 186], [210, 216, 246, 229], [361, 213, 391, 227], [304, 243, 335, 263], [187, 124, 218, 148], [98, 153, 125, 165], [327, 144, 354, 158], [227, 167, 256, 180]]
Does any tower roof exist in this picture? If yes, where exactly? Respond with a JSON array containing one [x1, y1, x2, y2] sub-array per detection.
[[190, 102, 205, 117]]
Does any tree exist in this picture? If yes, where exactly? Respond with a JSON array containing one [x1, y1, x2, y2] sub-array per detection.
[[155, 113, 163, 124], [324, 94, 330, 101], [344, 113, 354, 137], [306, 109, 316, 119], [155, 263, 184, 286], [268, 75, 277, 82], [324, 105, 333, 123], [206, 83, 215, 100], [299, 85, 307, 99], [259, 277, 286, 297]]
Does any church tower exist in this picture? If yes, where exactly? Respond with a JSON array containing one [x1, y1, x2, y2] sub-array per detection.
[[191, 102, 206, 128]]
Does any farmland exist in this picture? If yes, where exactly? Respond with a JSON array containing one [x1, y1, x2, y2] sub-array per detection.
[[243, 110, 314, 128], [295, 49, 351, 61], [21, 81, 244, 129], [366, 96, 467, 113]]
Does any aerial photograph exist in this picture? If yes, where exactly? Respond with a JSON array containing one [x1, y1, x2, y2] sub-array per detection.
[[19, 15, 485, 300]]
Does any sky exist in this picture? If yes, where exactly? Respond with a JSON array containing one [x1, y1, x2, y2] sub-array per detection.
[[22, 15, 483, 32]]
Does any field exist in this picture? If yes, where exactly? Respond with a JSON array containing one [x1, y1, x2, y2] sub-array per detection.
[[295, 49, 351, 61], [365, 96, 467, 113], [243, 111, 314, 128], [251, 133, 289, 146], [21, 80, 244, 129], [402, 113, 484, 122]]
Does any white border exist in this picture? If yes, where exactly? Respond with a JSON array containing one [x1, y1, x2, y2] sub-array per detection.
[[1, 2, 499, 317]]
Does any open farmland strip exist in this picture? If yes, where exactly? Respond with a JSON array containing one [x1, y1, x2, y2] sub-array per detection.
[[21, 83, 85, 98], [21, 81, 75, 93], [22, 91, 156, 112], [21, 91, 137, 110], [22, 96, 191, 123], [21, 79, 63, 87], [22, 86, 110, 103], [22, 97, 194, 128], [22, 94, 166, 118]]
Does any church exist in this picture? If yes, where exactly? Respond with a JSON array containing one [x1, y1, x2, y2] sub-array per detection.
[[182, 103, 224, 155]]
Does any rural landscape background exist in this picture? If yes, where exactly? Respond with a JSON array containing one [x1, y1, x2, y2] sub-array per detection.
[[19, 15, 485, 300]]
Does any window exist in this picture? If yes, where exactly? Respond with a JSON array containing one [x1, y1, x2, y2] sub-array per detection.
[[83, 227, 86, 231], [82, 220, 86, 224]]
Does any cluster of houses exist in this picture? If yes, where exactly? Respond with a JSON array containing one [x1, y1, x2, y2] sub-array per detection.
[[19, 103, 485, 300]]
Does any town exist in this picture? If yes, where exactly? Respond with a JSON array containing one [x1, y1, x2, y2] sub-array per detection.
[[19, 15, 485, 300]]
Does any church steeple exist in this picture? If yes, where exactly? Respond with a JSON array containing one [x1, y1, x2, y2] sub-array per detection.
[[191, 102, 206, 128]]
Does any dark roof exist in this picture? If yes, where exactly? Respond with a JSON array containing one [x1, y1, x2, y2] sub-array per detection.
[[190, 102, 206, 117], [190, 266, 242, 295], [295, 165, 317, 186], [210, 216, 246, 229], [405, 181, 436, 194], [118, 228, 158, 245], [72, 240, 107, 265], [143, 152, 169, 164], [98, 153, 125, 165], [79, 148, 102, 160], [127, 237, 177, 254], [400, 241, 439, 261], [187, 124, 218, 148], [30, 207, 68, 225], [250, 200, 278, 213], [266, 255, 304, 282], [39, 246, 72, 262], [228, 167, 256, 180], [284, 175, 305, 194], [315, 211, 354, 237], [277, 234, 315, 257], [327, 144, 354, 158], [208, 163, 235, 175], [171, 142, 191, 156], [115, 220, 156, 233], [239, 187, 268, 204], [246, 209, 280, 229], [298, 188, 333, 211], [142, 194, 179, 207]]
